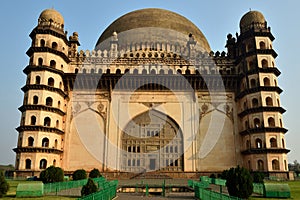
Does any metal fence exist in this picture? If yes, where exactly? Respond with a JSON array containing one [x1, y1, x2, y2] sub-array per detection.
[[44, 177, 106, 194], [78, 180, 118, 200]]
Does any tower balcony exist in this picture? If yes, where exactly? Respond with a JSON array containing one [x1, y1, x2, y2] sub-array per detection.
[[239, 126, 288, 136], [241, 148, 290, 155], [238, 106, 286, 118], [13, 146, 63, 154], [236, 86, 283, 100], [19, 105, 65, 116], [26, 47, 70, 63], [21, 84, 68, 99], [16, 125, 64, 135]]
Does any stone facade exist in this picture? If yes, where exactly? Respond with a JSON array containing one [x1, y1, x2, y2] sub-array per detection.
[[14, 8, 290, 178]]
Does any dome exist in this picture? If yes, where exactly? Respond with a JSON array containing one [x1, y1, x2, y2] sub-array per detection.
[[39, 9, 64, 25], [95, 8, 211, 52], [240, 10, 266, 30]]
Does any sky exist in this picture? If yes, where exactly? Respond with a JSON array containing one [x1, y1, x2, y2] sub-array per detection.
[[0, 0, 299, 166]]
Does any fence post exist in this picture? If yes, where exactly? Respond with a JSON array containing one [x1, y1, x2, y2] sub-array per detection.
[[146, 184, 149, 196]]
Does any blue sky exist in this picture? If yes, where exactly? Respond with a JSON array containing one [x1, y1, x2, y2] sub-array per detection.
[[0, 0, 299, 165]]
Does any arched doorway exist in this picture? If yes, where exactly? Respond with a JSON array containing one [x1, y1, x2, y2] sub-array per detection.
[[121, 110, 184, 172]]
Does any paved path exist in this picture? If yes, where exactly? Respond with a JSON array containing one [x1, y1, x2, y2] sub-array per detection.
[[115, 192, 194, 199]]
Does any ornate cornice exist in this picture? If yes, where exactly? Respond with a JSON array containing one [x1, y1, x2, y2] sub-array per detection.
[[242, 148, 290, 155], [236, 86, 283, 100], [21, 84, 68, 99], [238, 106, 286, 118], [18, 105, 65, 116], [26, 47, 70, 63], [16, 125, 64, 135], [13, 147, 63, 154], [239, 127, 288, 136], [23, 65, 65, 76], [29, 27, 69, 45]]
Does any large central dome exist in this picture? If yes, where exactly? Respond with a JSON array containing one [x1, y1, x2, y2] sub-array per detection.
[[95, 8, 211, 52]]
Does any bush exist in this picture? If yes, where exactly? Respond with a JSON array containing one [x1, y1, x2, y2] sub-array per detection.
[[89, 168, 101, 178], [252, 171, 265, 183], [73, 169, 87, 180], [209, 173, 216, 179], [40, 166, 64, 183], [0, 171, 9, 197], [81, 178, 98, 196], [225, 166, 253, 199]]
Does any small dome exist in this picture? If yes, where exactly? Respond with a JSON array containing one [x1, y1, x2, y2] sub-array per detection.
[[39, 9, 64, 25], [240, 10, 265, 30]]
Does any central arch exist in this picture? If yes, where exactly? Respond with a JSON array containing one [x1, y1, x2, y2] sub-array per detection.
[[121, 109, 184, 172]]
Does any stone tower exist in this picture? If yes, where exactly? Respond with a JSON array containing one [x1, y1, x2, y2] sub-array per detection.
[[14, 9, 80, 176], [234, 11, 289, 176]]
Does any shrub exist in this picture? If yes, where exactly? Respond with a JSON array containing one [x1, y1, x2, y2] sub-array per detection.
[[73, 169, 87, 180], [225, 165, 253, 199], [0, 171, 9, 197], [40, 166, 64, 183], [252, 171, 265, 183], [209, 173, 216, 179], [81, 178, 98, 196], [89, 168, 101, 178]]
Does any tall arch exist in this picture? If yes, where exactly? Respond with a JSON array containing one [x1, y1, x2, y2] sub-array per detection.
[[121, 110, 184, 172]]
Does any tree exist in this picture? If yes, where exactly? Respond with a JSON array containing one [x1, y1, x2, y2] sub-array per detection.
[[252, 171, 265, 183], [81, 178, 98, 196], [89, 168, 101, 178], [0, 171, 9, 198], [40, 166, 64, 183], [73, 169, 87, 180], [225, 166, 253, 199]]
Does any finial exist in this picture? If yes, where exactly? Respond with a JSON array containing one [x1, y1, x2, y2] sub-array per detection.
[[249, 8, 252, 11]]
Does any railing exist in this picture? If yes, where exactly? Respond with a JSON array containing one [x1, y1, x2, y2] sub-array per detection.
[[44, 177, 106, 194], [253, 183, 264, 195], [78, 180, 118, 200]]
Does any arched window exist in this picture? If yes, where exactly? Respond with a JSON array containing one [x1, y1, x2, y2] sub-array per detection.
[[42, 138, 49, 147], [55, 139, 58, 148], [282, 139, 285, 148], [270, 138, 277, 147], [268, 117, 275, 127], [133, 69, 138, 75], [59, 82, 62, 89], [159, 69, 164, 74], [259, 41, 266, 49], [40, 39, 45, 47], [185, 69, 191, 75], [252, 98, 259, 107], [35, 76, 41, 84], [25, 159, 31, 169], [56, 120, 59, 128], [168, 69, 173, 75], [124, 69, 130, 74], [249, 61, 255, 70], [254, 118, 261, 128], [53, 159, 57, 167], [33, 96, 38, 105], [39, 159, 47, 169], [243, 101, 247, 110], [256, 138, 263, 148], [274, 80, 277, 86], [46, 97, 53, 106], [250, 79, 256, 88], [106, 69, 110, 74], [58, 101, 61, 108], [277, 99, 280, 107], [75, 69, 79, 74], [38, 58, 43, 66], [246, 140, 250, 149], [31, 116, 36, 125], [177, 69, 182, 74], [150, 69, 156, 74], [98, 68, 102, 74], [266, 97, 273, 106], [272, 159, 279, 170], [48, 78, 54, 87], [257, 160, 264, 171], [50, 60, 56, 68], [51, 42, 58, 50], [245, 120, 249, 129], [28, 137, 34, 147], [142, 69, 147, 75], [116, 69, 121, 74], [261, 59, 268, 68], [263, 77, 271, 86], [44, 117, 51, 126], [280, 119, 283, 127], [90, 69, 95, 74]]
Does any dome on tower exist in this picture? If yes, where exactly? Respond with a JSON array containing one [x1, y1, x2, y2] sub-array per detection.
[[240, 10, 266, 32], [39, 8, 64, 26], [95, 8, 211, 52]]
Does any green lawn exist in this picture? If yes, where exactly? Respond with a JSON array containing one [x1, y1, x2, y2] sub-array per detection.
[[249, 180, 300, 200]]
